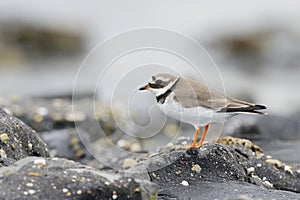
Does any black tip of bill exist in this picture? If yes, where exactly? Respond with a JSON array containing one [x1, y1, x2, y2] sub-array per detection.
[[139, 85, 149, 91], [255, 104, 267, 110]]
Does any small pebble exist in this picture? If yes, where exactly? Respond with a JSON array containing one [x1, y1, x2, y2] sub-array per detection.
[[65, 192, 71, 197], [257, 163, 262, 167], [175, 170, 181, 175], [181, 180, 189, 186], [263, 180, 273, 188], [134, 187, 140, 193], [191, 164, 202, 173], [116, 139, 131, 150], [33, 158, 46, 166], [72, 175, 77, 179], [28, 172, 41, 177], [265, 159, 282, 168], [28, 190, 35, 195], [0, 149, 7, 158], [36, 107, 48, 116], [149, 152, 159, 158], [246, 167, 255, 175], [28, 143, 33, 151], [0, 133, 9, 144], [236, 194, 251, 200], [122, 158, 137, 169], [87, 190, 92, 194], [62, 188, 69, 193], [167, 142, 174, 147], [26, 183, 34, 187], [284, 165, 293, 174], [65, 111, 86, 122], [129, 143, 142, 152], [74, 149, 85, 158], [266, 155, 272, 159], [76, 190, 82, 195], [181, 141, 188, 145], [34, 114, 43, 123]]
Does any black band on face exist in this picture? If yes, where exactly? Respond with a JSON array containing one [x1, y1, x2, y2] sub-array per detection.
[[149, 83, 164, 89]]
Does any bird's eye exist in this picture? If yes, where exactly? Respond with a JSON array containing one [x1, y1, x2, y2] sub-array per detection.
[[156, 80, 162, 84], [149, 80, 164, 89]]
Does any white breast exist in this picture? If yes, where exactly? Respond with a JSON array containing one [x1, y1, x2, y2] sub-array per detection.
[[157, 92, 230, 128]]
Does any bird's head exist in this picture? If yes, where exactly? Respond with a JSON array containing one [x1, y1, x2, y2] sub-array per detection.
[[139, 73, 179, 96]]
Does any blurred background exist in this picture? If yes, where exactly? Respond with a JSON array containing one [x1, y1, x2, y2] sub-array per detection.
[[1, 1, 300, 155]]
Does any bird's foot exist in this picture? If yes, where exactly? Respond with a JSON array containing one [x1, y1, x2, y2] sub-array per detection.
[[195, 144, 203, 148], [182, 144, 200, 149]]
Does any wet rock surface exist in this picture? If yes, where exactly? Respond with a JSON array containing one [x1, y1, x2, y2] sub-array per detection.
[[0, 108, 49, 164], [1, 96, 147, 169], [158, 181, 300, 200], [0, 157, 157, 200], [223, 114, 300, 142], [223, 114, 300, 163], [39, 128, 94, 163], [1, 96, 300, 199], [127, 137, 300, 199]]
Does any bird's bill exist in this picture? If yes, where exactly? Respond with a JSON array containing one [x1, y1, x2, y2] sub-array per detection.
[[139, 85, 150, 90]]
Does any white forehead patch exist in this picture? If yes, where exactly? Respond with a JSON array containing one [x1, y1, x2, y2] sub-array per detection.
[[148, 77, 154, 82]]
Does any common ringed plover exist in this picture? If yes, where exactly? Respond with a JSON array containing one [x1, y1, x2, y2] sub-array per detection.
[[139, 73, 266, 149]]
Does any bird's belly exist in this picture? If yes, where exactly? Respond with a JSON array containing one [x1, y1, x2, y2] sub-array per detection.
[[158, 102, 229, 127]]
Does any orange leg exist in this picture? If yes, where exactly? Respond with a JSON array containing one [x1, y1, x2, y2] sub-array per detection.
[[195, 124, 209, 148], [183, 127, 200, 149]]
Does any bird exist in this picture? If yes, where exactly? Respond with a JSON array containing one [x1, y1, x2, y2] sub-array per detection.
[[139, 73, 266, 149]]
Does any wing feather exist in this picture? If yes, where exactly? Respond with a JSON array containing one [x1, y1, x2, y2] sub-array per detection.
[[173, 78, 266, 114]]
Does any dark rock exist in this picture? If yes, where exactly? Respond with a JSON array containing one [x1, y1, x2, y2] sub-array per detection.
[[207, 29, 300, 72], [223, 114, 300, 163], [3, 96, 300, 199], [0, 21, 84, 62], [0, 157, 157, 200], [2, 96, 142, 168], [158, 181, 300, 200], [258, 140, 300, 163], [127, 137, 300, 199], [0, 108, 49, 161], [39, 128, 94, 163], [2, 97, 120, 138], [39, 127, 146, 170], [0, 158, 16, 167], [86, 136, 146, 170], [223, 114, 300, 142]]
